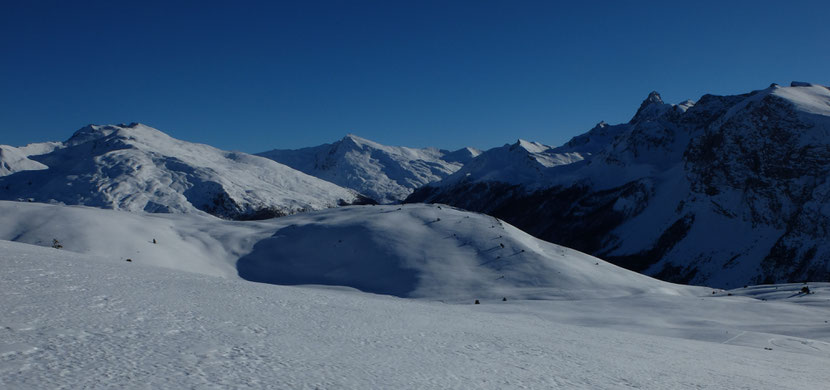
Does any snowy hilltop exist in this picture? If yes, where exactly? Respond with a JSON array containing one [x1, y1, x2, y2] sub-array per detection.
[[258, 134, 480, 203], [0, 123, 371, 219], [0, 201, 690, 300], [409, 82, 830, 288]]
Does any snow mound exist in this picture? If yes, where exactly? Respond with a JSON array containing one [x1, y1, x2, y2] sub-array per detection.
[[0, 201, 693, 300], [236, 204, 696, 300]]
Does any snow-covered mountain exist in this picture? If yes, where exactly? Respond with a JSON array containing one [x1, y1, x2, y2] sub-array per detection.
[[257, 134, 480, 203], [408, 82, 830, 288], [0, 123, 370, 219]]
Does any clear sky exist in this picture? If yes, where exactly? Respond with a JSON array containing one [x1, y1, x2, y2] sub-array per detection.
[[2, 1, 829, 152]]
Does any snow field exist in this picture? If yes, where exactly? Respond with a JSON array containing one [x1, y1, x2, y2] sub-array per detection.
[[2, 240, 830, 389]]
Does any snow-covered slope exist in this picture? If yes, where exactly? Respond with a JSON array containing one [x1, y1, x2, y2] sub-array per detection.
[[0, 142, 62, 176], [3, 239, 830, 388], [258, 134, 480, 203], [409, 82, 830, 287], [0, 200, 695, 300], [0, 123, 368, 219]]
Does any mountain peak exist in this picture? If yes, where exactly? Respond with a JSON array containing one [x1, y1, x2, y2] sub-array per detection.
[[340, 133, 382, 149], [790, 81, 814, 87], [644, 91, 664, 104], [511, 139, 549, 154], [632, 90, 670, 122], [343, 133, 365, 142], [66, 123, 166, 147]]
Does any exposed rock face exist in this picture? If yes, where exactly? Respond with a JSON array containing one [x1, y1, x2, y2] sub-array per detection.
[[408, 84, 830, 288]]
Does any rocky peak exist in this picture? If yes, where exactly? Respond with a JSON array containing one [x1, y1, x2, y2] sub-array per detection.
[[631, 91, 671, 123]]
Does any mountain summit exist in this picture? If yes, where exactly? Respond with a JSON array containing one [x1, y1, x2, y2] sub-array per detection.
[[0, 123, 368, 219], [257, 135, 480, 203]]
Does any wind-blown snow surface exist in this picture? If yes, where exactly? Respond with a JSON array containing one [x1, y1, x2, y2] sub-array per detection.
[[258, 134, 480, 203], [0, 123, 364, 219], [3, 240, 830, 389]]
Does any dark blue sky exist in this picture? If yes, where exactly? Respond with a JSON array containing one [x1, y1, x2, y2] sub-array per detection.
[[2, 1, 829, 152]]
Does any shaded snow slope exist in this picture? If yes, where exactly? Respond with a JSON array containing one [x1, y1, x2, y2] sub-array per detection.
[[235, 203, 694, 300], [0, 123, 364, 219], [258, 134, 480, 203], [3, 240, 830, 389], [0, 201, 694, 300], [408, 83, 830, 287]]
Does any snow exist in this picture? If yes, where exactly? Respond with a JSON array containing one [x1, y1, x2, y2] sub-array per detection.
[[2, 238, 830, 388], [0, 200, 693, 301], [772, 83, 830, 116], [438, 139, 589, 188], [415, 82, 830, 287], [0, 145, 48, 176], [0, 123, 362, 218], [258, 134, 480, 203]]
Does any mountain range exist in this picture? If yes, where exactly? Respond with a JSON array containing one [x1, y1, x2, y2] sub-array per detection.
[[257, 134, 480, 203], [0, 123, 371, 220], [408, 82, 830, 288], [2, 82, 829, 287]]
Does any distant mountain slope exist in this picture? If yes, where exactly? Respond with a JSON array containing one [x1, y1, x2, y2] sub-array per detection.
[[408, 82, 830, 288], [0, 141, 62, 176], [258, 134, 480, 203], [0, 123, 368, 219]]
